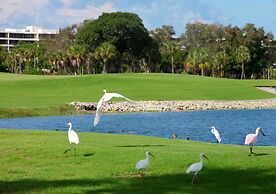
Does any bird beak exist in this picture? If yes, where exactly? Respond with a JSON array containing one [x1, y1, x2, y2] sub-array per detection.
[[260, 131, 265, 136], [204, 154, 210, 161], [149, 152, 155, 159]]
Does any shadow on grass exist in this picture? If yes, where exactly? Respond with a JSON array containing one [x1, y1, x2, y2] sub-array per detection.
[[1, 168, 276, 194], [116, 144, 166, 148], [83, 153, 94, 157], [253, 153, 270, 156]]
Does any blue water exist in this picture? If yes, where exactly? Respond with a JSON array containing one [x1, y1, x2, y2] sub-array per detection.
[[0, 109, 276, 146]]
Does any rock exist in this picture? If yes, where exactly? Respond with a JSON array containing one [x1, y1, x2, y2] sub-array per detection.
[[69, 99, 276, 113]]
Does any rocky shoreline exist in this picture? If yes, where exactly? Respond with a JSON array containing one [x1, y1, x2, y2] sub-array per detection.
[[70, 99, 276, 113]]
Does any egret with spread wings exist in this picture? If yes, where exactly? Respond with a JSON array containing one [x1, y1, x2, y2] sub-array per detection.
[[93, 89, 134, 126]]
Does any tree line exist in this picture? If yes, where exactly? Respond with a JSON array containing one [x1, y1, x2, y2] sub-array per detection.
[[0, 12, 275, 79]]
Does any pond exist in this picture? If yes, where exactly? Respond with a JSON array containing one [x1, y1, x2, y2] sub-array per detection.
[[0, 109, 276, 146]]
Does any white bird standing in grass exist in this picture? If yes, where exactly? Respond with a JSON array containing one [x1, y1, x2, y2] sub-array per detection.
[[210, 126, 221, 143], [94, 89, 134, 126], [186, 153, 210, 184], [135, 151, 154, 177], [64, 122, 79, 156]]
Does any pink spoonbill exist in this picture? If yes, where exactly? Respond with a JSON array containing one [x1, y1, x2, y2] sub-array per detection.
[[244, 127, 265, 155]]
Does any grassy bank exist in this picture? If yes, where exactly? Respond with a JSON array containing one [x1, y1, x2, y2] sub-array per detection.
[[0, 73, 275, 118], [0, 129, 276, 193]]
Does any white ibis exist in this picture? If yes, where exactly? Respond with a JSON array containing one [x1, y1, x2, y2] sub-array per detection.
[[186, 153, 210, 184], [135, 151, 154, 177]]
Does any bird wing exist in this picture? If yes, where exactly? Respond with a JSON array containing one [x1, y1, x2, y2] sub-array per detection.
[[93, 97, 104, 127], [186, 162, 201, 174], [214, 130, 221, 142], [69, 130, 79, 144], [245, 134, 256, 145], [110, 93, 134, 103], [135, 159, 147, 170], [93, 110, 100, 127]]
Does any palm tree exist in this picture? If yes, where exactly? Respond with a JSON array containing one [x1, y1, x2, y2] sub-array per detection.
[[85, 52, 96, 74], [13, 44, 29, 73], [67, 44, 86, 75], [235, 45, 250, 79], [186, 47, 209, 75], [95, 42, 117, 74], [5, 49, 17, 73], [163, 41, 180, 74], [213, 51, 227, 77]]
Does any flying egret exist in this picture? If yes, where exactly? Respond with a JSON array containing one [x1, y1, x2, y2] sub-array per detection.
[[244, 127, 265, 155], [135, 151, 154, 177], [64, 122, 79, 156], [93, 89, 134, 126], [186, 153, 210, 184], [210, 126, 221, 143]]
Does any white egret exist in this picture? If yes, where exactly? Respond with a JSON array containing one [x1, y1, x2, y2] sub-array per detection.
[[186, 153, 210, 184], [210, 126, 221, 143], [64, 122, 79, 156], [93, 89, 134, 126], [135, 151, 154, 177], [245, 127, 265, 155]]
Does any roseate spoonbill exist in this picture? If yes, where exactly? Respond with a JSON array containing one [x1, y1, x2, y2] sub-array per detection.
[[244, 127, 265, 155], [210, 126, 221, 143], [135, 151, 154, 177], [93, 89, 134, 126], [64, 122, 79, 156], [186, 153, 210, 184]]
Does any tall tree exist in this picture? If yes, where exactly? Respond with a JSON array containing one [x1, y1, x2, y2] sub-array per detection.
[[0, 46, 8, 72], [150, 25, 175, 46], [186, 47, 209, 75], [235, 45, 251, 79], [163, 41, 181, 73], [76, 12, 152, 61], [95, 42, 117, 73], [67, 44, 86, 74], [213, 51, 227, 77]]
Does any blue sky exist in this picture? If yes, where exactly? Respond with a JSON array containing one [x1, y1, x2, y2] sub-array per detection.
[[1, 0, 275, 36]]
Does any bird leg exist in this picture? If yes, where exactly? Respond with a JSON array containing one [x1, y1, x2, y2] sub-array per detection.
[[74, 146, 77, 157], [191, 175, 196, 184], [138, 170, 144, 178], [249, 146, 255, 156], [63, 148, 72, 154], [216, 140, 219, 144]]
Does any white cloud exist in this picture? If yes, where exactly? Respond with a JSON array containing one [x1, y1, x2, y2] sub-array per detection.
[[60, 0, 74, 7], [0, 0, 230, 34], [56, 3, 116, 25], [0, 0, 49, 23], [127, 0, 227, 36]]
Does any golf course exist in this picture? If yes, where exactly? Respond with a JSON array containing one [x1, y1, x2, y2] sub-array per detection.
[[0, 73, 275, 117], [1, 73, 276, 193]]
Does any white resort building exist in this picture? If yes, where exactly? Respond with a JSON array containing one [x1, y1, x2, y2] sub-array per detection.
[[0, 26, 58, 51]]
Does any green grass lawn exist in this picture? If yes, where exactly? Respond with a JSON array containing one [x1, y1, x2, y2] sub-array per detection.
[[1, 129, 276, 194], [0, 73, 275, 117]]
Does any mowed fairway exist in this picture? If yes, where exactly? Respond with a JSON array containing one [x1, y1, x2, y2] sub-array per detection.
[[0, 73, 275, 110], [0, 129, 276, 194], [1, 73, 276, 193]]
